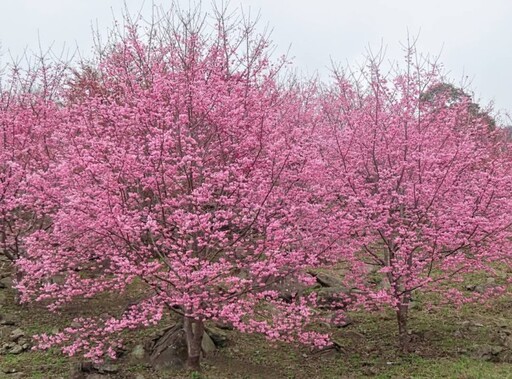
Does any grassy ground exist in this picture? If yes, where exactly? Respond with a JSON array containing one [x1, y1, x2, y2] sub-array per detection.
[[1, 272, 512, 378]]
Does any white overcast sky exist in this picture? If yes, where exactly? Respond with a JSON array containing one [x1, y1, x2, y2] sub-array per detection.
[[1, 0, 511, 117]]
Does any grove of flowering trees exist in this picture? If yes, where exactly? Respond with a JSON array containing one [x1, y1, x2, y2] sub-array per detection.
[[1, 5, 512, 371], [0, 66, 62, 263], [318, 59, 512, 350]]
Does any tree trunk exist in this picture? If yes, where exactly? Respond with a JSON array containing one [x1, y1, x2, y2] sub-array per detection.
[[14, 269, 23, 304], [183, 316, 204, 371], [396, 292, 411, 353]]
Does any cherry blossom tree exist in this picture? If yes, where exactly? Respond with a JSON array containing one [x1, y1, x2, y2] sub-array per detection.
[[319, 53, 512, 350], [16, 8, 328, 370], [0, 59, 65, 265]]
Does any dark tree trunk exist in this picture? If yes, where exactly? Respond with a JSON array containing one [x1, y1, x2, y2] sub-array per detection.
[[396, 292, 411, 353], [183, 316, 204, 371]]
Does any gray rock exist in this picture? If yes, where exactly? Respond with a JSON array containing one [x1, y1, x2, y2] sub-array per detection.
[[214, 321, 234, 330], [131, 344, 146, 360], [147, 324, 188, 371], [1, 342, 15, 354], [0, 276, 13, 289], [311, 271, 344, 288], [96, 363, 118, 374], [10, 328, 25, 342], [472, 345, 504, 362], [9, 344, 24, 354], [461, 320, 484, 331], [201, 331, 216, 354], [498, 331, 512, 349], [77, 361, 96, 373], [474, 285, 490, 294], [0, 314, 17, 326], [466, 284, 496, 294], [497, 320, 510, 329], [143, 323, 219, 371], [498, 350, 512, 363], [205, 326, 229, 347]]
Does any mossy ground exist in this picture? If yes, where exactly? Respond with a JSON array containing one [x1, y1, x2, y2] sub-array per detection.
[[1, 272, 512, 378]]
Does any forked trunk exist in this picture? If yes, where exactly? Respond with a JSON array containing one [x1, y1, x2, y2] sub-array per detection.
[[183, 316, 204, 371]]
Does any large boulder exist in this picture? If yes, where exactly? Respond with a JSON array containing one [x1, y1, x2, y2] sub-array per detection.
[[145, 322, 219, 371], [205, 326, 229, 347], [201, 331, 216, 354], [309, 271, 344, 288], [146, 324, 188, 371]]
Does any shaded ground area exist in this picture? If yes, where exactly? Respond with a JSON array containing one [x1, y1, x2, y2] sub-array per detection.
[[1, 260, 512, 378]]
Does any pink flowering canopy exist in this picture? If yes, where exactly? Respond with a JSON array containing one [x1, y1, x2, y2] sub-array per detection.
[[0, 62, 65, 262], [16, 14, 330, 361], [318, 55, 512, 345]]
